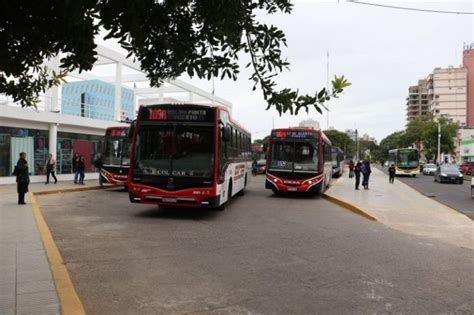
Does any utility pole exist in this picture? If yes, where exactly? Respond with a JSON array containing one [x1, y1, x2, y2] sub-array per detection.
[[437, 122, 441, 164], [355, 129, 359, 161], [326, 50, 330, 130]]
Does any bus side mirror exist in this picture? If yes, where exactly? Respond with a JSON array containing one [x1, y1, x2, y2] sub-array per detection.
[[222, 126, 231, 142], [128, 122, 135, 139]]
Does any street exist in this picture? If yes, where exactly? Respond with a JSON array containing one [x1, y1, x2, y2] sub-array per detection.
[[379, 166, 474, 219], [37, 176, 474, 315]]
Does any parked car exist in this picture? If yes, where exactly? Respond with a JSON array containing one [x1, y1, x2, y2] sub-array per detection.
[[422, 163, 437, 176], [460, 162, 474, 175], [434, 164, 464, 184]]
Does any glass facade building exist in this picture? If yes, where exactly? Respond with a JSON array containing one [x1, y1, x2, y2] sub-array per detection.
[[61, 80, 134, 121]]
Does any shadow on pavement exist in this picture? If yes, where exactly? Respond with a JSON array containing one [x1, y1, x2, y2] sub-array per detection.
[[135, 206, 221, 221]]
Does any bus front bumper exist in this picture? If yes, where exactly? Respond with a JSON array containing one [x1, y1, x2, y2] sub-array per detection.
[[128, 184, 219, 208], [265, 174, 324, 193]]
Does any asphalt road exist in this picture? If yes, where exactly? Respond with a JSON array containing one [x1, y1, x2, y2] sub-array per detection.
[[37, 176, 474, 314], [379, 166, 474, 219]]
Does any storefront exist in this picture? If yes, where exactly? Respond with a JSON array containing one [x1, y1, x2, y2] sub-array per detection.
[[460, 139, 474, 162]]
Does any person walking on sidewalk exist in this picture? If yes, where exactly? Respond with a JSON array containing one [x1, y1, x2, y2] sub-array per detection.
[[388, 164, 396, 184], [78, 155, 86, 185], [354, 161, 362, 190], [361, 160, 372, 190], [252, 158, 258, 176], [72, 153, 80, 184], [44, 153, 58, 184], [13, 152, 30, 205], [348, 159, 354, 178]]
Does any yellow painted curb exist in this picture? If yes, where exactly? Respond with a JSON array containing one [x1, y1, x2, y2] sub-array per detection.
[[29, 192, 86, 315], [34, 185, 106, 196], [323, 193, 378, 222]]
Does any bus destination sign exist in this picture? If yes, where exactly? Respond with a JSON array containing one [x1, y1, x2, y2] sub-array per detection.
[[145, 107, 213, 122], [272, 130, 317, 139]]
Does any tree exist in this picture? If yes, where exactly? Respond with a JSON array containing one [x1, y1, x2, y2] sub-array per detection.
[[378, 131, 410, 160], [323, 129, 354, 157], [421, 118, 458, 161], [0, 0, 350, 114]]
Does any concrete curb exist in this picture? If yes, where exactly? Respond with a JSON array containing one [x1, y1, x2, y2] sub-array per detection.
[[29, 192, 87, 315], [323, 193, 378, 222], [34, 185, 106, 196]]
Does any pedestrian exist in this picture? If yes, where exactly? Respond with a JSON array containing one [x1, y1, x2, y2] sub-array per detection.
[[388, 163, 396, 184], [354, 161, 362, 190], [361, 160, 372, 190], [78, 155, 86, 185], [44, 153, 58, 184], [252, 158, 258, 176], [72, 153, 80, 184], [348, 159, 354, 178], [13, 152, 30, 205]]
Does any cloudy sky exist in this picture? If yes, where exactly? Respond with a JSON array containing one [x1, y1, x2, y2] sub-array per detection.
[[183, 0, 473, 141], [96, 0, 473, 142]]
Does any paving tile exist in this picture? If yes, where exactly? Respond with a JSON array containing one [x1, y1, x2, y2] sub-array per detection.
[[0, 293, 15, 314], [0, 270, 16, 284], [17, 290, 59, 308], [16, 280, 56, 295], [17, 269, 52, 283], [0, 282, 15, 296], [17, 303, 60, 315]]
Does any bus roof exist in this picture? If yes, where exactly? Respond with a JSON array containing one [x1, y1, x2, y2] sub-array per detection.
[[270, 128, 331, 145], [138, 103, 251, 136]]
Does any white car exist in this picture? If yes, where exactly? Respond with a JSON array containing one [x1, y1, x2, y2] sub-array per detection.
[[422, 163, 437, 176]]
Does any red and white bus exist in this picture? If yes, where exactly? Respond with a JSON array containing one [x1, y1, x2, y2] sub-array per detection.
[[128, 104, 251, 210], [98, 126, 130, 188], [265, 128, 332, 195]]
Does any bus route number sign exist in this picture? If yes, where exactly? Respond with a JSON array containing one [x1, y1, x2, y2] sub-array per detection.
[[147, 108, 211, 122]]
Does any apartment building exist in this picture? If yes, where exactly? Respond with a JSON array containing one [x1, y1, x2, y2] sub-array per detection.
[[463, 47, 474, 127], [427, 67, 468, 126], [406, 79, 429, 122]]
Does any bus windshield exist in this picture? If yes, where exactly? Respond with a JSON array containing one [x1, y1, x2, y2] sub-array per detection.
[[397, 149, 418, 168], [103, 137, 130, 167], [134, 125, 214, 178], [270, 141, 318, 172]]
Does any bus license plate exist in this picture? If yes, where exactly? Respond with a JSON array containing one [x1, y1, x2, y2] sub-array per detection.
[[288, 187, 297, 191], [162, 197, 177, 203], [404, 171, 410, 173]]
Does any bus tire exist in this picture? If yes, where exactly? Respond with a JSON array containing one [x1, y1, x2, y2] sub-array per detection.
[[237, 175, 247, 196], [99, 174, 104, 187], [215, 181, 232, 211]]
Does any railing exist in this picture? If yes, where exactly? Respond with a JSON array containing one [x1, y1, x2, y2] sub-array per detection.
[[0, 94, 132, 122]]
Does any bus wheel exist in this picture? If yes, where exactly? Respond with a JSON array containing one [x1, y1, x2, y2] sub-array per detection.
[[315, 182, 325, 197], [215, 182, 232, 211], [237, 175, 247, 196], [99, 174, 104, 187]]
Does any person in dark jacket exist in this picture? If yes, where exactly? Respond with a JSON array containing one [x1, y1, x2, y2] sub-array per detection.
[[361, 160, 372, 189], [72, 153, 80, 184], [348, 160, 354, 178], [77, 155, 86, 185], [14, 152, 30, 205], [354, 161, 362, 190], [388, 164, 396, 184]]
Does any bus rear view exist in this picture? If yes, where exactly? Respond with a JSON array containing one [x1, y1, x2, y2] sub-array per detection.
[[265, 128, 332, 196]]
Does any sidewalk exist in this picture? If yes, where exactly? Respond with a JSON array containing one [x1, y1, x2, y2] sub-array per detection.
[[326, 167, 474, 250], [0, 180, 99, 315]]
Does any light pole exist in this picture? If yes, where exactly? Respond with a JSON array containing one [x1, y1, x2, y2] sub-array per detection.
[[437, 122, 441, 164], [355, 129, 359, 161]]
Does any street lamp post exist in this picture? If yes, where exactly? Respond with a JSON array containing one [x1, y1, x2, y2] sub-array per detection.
[[355, 129, 359, 161], [437, 123, 441, 164]]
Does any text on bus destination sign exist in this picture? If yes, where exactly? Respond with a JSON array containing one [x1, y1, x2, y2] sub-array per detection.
[[147, 108, 210, 121], [273, 130, 317, 139]]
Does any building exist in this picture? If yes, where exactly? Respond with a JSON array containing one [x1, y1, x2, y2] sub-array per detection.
[[0, 45, 232, 184], [298, 119, 320, 129], [427, 67, 468, 126], [406, 79, 429, 122], [463, 46, 474, 127], [459, 128, 474, 162], [61, 80, 134, 122]]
